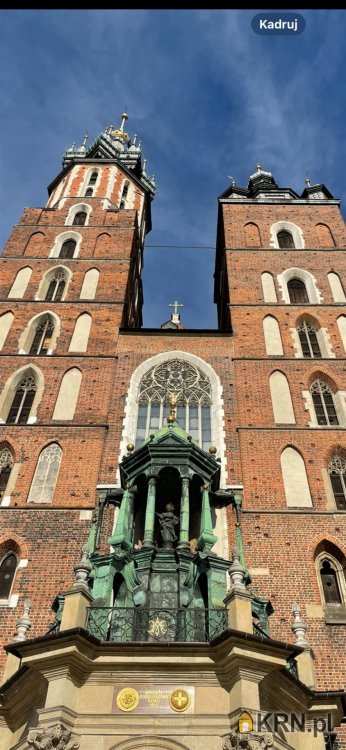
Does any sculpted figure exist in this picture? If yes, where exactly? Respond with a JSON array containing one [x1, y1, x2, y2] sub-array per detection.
[[156, 502, 179, 548]]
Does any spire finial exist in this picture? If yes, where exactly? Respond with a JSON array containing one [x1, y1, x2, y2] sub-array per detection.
[[305, 177, 311, 187], [168, 300, 184, 325], [14, 597, 32, 642], [256, 163, 262, 172], [82, 132, 88, 147], [120, 112, 128, 132], [228, 175, 236, 187], [291, 602, 309, 647]]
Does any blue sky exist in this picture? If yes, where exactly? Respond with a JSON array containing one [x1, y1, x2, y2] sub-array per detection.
[[0, 10, 345, 328]]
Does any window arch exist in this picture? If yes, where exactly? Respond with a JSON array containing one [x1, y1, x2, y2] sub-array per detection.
[[83, 169, 99, 198], [49, 232, 81, 259], [19, 312, 60, 356], [45, 270, 67, 301], [277, 230, 295, 249], [0, 312, 14, 350], [280, 446, 312, 507], [120, 180, 130, 209], [27, 443, 62, 503], [337, 315, 346, 353], [0, 445, 14, 503], [278, 268, 322, 305], [66, 203, 91, 227], [80, 268, 99, 300], [328, 272, 346, 302], [0, 552, 17, 600], [310, 379, 339, 426], [297, 318, 321, 358], [269, 371, 295, 424], [244, 222, 261, 248], [328, 453, 346, 510], [52, 368, 82, 420], [36, 266, 71, 302], [6, 374, 37, 424], [263, 316, 283, 355], [68, 313, 92, 352], [8, 267, 32, 299], [0, 365, 44, 425], [29, 314, 55, 355], [287, 278, 309, 303], [270, 221, 304, 249], [261, 272, 277, 303], [315, 544, 346, 608], [135, 358, 212, 450], [316, 223, 335, 248]]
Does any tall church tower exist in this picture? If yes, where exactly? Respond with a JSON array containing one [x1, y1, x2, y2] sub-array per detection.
[[0, 114, 155, 663], [0, 132, 345, 750], [215, 165, 346, 743]]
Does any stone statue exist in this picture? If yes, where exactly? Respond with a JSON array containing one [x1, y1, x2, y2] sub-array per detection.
[[156, 502, 179, 548]]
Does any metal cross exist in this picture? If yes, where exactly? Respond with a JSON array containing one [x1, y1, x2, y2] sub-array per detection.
[[169, 301, 184, 316]]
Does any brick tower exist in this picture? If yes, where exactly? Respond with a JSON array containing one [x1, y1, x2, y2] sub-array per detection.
[[0, 130, 345, 750]]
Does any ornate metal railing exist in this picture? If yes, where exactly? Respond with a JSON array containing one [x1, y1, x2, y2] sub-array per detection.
[[86, 606, 228, 643]]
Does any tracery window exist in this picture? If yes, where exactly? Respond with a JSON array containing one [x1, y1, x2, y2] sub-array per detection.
[[0, 553, 17, 599], [328, 453, 346, 509], [29, 315, 54, 355], [72, 211, 87, 226], [6, 375, 37, 425], [310, 380, 339, 426], [297, 320, 321, 358], [59, 239, 76, 259], [45, 270, 66, 302], [28, 443, 62, 503], [135, 359, 212, 450], [0, 447, 13, 502], [277, 230, 295, 248], [288, 278, 309, 303]]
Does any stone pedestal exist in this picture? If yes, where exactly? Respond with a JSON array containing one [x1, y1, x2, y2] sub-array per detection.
[[224, 587, 253, 634], [60, 585, 93, 631]]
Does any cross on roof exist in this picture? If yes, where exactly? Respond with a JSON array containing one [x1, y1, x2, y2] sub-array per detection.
[[169, 300, 184, 316]]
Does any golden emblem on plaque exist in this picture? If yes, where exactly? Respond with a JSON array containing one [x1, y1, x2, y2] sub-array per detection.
[[170, 688, 190, 712], [148, 615, 168, 638], [116, 687, 139, 712]]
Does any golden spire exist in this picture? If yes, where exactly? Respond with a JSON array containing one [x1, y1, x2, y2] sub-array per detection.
[[110, 112, 129, 142]]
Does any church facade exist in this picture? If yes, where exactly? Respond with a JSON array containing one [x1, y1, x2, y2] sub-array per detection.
[[0, 116, 345, 749]]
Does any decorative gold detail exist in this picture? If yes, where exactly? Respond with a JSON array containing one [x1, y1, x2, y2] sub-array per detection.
[[116, 687, 139, 712], [209, 445, 217, 455], [169, 688, 190, 712], [167, 391, 178, 423], [239, 711, 254, 733], [126, 443, 135, 452], [148, 615, 168, 638]]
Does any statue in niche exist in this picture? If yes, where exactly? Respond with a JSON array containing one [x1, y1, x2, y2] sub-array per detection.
[[156, 502, 179, 548]]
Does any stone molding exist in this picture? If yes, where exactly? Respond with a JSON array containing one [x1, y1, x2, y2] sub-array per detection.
[[224, 732, 274, 749]]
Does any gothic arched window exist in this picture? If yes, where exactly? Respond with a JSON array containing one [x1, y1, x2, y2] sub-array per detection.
[[72, 211, 87, 226], [88, 172, 98, 185], [310, 380, 339, 426], [85, 188, 93, 197], [277, 230, 295, 248], [0, 552, 17, 599], [6, 375, 37, 425], [135, 359, 212, 450], [59, 239, 76, 259], [29, 315, 55, 355], [328, 453, 346, 509], [0, 446, 13, 502], [297, 320, 321, 358], [288, 278, 309, 303], [45, 270, 66, 302], [320, 559, 342, 604], [28, 443, 62, 503]]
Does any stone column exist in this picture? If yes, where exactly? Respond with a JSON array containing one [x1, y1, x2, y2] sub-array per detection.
[[143, 476, 156, 548], [178, 476, 190, 549]]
